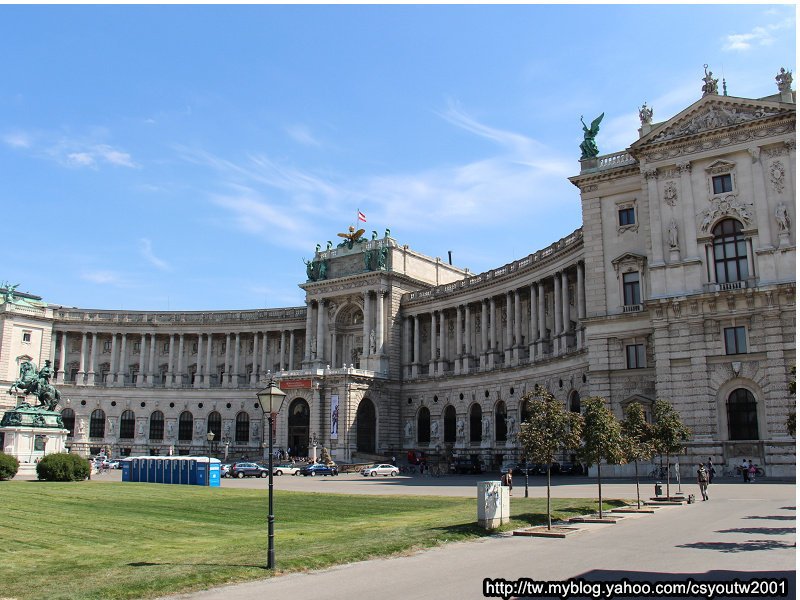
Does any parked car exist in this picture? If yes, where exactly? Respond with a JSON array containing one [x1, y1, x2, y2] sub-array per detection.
[[362, 464, 399, 477], [220, 464, 232, 478], [300, 463, 338, 477], [451, 459, 483, 474], [106, 460, 121, 470], [273, 463, 301, 476], [229, 462, 269, 478]]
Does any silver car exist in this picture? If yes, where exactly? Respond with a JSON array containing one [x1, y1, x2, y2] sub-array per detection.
[[362, 464, 399, 477]]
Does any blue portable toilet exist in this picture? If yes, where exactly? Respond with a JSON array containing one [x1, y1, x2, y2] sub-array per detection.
[[180, 458, 190, 485], [188, 459, 198, 485], [148, 457, 157, 483], [162, 458, 172, 484], [131, 458, 140, 482], [195, 458, 208, 486], [155, 459, 164, 484], [121, 458, 132, 482], [171, 458, 181, 484], [208, 459, 221, 487]]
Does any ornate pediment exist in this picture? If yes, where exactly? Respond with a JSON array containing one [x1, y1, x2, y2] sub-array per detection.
[[611, 252, 647, 275], [631, 96, 790, 150]]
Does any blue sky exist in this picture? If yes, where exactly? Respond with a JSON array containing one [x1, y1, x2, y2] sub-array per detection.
[[1, 4, 795, 311]]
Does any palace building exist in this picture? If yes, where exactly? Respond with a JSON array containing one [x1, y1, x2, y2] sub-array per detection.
[[1, 68, 795, 476]]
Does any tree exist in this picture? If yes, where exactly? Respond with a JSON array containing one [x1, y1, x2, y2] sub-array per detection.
[[621, 402, 655, 509], [518, 386, 583, 530], [579, 397, 626, 518], [650, 399, 691, 500]]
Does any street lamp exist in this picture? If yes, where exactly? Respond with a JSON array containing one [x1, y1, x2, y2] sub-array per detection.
[[206, 431, 215, 486], [257, 377, 287, 570]]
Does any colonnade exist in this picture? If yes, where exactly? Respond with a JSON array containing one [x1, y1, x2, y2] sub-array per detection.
[[403, 263, 585, 378], [52, 328, 304, 388]]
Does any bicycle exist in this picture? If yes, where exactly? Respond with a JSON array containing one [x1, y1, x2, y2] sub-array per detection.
[[648, 465, 668, 480]]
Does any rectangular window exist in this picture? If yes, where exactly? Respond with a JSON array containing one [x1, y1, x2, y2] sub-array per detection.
[[622, 272, 641, 306], [618, 207, 635, 226], [133, 342, 141, 352], [22, 332, 31, 342], [712, 174, 733, 194], [103, 341, 112, 351], [163, 342, 170, 352], [626, 344, 646, 369], [724, 326, 747, 355]]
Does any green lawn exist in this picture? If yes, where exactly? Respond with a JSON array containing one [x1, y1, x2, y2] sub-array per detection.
[[0, 481, 626, 600]]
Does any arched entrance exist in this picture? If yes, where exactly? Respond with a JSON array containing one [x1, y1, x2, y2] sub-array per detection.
[[288, 398, 310, 457], [356, 398, 376, 453]]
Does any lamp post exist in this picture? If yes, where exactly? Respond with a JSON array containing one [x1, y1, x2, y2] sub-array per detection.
[[206, 431, 215, 486], [257, 377, 287, 570]]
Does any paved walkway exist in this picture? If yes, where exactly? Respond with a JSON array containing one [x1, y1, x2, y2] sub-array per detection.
[[158, 479, 796, 600]]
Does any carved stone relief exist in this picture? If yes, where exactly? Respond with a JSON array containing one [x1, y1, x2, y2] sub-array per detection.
[[699, 196, 753, 232], [663, 181, 678, 206], [769, 161, 786, 193]]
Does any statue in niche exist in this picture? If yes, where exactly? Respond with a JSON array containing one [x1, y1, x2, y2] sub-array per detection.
[[369, 329, 376, 353], [482, 416, 491, 439], [404, 420, 413, 438], [167, 421, 174, 436], [639, 102, 653, 126], [579, 113, 604, 159], [430, 419, 439, 440], [667, 219, 679, 249], [107, 419, 115, 434], [456, 419, 465, 438], [505, 415, 517, 439], [776, 202, 791, 232]]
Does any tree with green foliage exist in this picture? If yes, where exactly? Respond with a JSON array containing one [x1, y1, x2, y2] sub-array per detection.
[[621, 402, 655, 509], [518, 386, 583, 530], [579, 396, 626, 518], [36, 452, 91, 481], [0, 452, 20, 480], [651, 399, 691, 500]]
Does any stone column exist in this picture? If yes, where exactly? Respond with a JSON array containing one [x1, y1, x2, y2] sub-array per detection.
[[86, 332, 97, 386], [561, 271, 570, 334], [749, 148, 773, 250], [205, 333, 213, 387], [194, 333, 204, 389], [412, 315, 420, 378], [403, 316, 412, 372], [455, 305, 463, 375], [148, 332, 157, 387], [429, 312, 437, 376], [504, 292, 513, 364], [362, 292, 371, 356], [56, 332, 67, 383], [529, 283, 538, 359], [289, 330, 296, 370], [110, 333, 118, 385], [480, 300, 488, 368], [576, 262, 586, 348], [316, 300, 325, 362], [553, 273, 563, 355], [513, 290, 521, 364], [464, 304, 473, 370], [489, 297, 497, 354], [261, 332, 268, 381], [438, 308, 446, 375], [677, 161, 700, 258], [233, 332, 241, 386], [223, 333, 232, 386], [375, 291, 385, 355], [176, 333, 184, 386], [304, 301, 313, 363], [118, 333, 127, 385], [645, 168, 665, 264], [537, 281, 547, 356], [77, 332, 87, 385], [279, 330, 286, 371], [137, 333, 146, 387], [251, 332, 260, 384], [166, 333, 174, 386]]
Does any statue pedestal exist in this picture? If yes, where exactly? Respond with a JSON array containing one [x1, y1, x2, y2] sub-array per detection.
[[1, 426, 69, 464]]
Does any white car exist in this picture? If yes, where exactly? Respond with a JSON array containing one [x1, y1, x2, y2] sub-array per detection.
[[272, 464, 301, 476], [362, 464, 399, 477]]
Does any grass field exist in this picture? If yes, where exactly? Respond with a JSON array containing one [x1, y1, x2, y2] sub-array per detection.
[[0, 481, 626, 600]]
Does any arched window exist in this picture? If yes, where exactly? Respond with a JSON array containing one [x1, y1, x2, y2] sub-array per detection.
[[61, 408, 75, 437], [149, 410, 164, 440], [713, 219, 748, 284], [417, 407, 431, 444], [235, 412, 250, 443], [470, 403, 482, 443], [207, 411, 222, 440], [178, 411, 193, 441], [495, 401, 507, 442], [119, 410, 135, 439], [89, 409, 105, 438], [570, 391, 581, 414], [443, 405, 457, 443], [727, 388, 759, 440], [520, 399, 531, 424]]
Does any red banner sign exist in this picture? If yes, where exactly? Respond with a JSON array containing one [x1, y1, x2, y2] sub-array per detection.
[[279, 379, 312, 390]]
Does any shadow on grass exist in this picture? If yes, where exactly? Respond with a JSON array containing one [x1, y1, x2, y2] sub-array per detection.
[[128, 561, 268, 570]]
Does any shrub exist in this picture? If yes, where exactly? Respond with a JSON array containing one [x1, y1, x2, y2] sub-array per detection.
[[0, 452, 20, 480], [36, 453, 91, 482]]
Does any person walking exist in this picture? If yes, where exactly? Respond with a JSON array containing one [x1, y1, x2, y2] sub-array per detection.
[[501, 468, 513, 497], [748, 460, 757, 482], [707, 457, 715, 484], [741, 458, 749, 483], [696, 463, 709, 501]]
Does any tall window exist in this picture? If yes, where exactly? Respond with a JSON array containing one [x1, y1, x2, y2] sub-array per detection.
[[623, 272, 641, 306], [724, 327, 747, 355], [119, 410, 135, 439], [89, 409, 105, 438], [417, 407, 430, 444], [626, 344, 646, 369], [495, 402, 507, 442], [235, 412, 250, 443], [469, 404, 482, 443], [61, 408, 75, 437], [443, 405, 456, 443], [713, 219, 748, 284], [727, 388, 758, 440], [618, 207, 635, 226], [207, 411, 222, 440], [712, 174, 733, 194], [178, 411, 193, 441], [569, 391, 581, 414], [149, 411, 164, 440]]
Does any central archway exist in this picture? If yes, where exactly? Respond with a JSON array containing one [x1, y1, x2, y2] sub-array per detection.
[[288, 398, 310, 458], [356, 398, 376, 453]]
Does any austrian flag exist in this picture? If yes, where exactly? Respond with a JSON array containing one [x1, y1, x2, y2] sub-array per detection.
[[357, 211, 367, 223]]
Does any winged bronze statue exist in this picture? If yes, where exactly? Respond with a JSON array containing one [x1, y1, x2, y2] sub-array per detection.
[[337, 226, 366, 244], [580, 113, 604, 160]]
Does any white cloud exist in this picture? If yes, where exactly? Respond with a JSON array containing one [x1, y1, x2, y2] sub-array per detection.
[[95, 144, 137, 168], [4, 128, 137, 169], [286, 124, 322, 148], [80, 270, 124, 285], [3, 132, 32, 148], [138, 238, 170, 271], [723, 14, 794, 52], [67, 152, 96, 168]]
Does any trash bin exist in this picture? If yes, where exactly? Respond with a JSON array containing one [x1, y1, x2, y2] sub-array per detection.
[[655, 482, 663, 497]]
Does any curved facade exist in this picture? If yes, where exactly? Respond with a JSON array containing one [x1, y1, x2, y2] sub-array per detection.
[[1, 71, 795, 475]]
